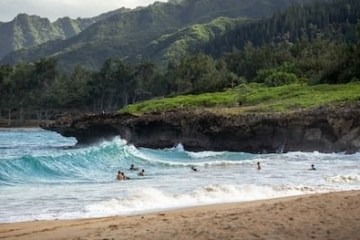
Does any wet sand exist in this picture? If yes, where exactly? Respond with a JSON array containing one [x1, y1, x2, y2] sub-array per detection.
[[1, 190, 359, 240]]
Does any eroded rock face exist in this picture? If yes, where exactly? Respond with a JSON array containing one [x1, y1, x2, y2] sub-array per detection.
[[41, 102, 360, 153]]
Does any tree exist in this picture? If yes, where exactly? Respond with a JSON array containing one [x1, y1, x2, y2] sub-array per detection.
[[30, 58, 59, 112], [170, 53, 227, 94], [0, 65, 15, 125], [89, 58, 135, 112], [132, 62, 159, 103]]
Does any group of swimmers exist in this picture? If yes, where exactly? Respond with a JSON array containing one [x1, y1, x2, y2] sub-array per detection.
[[116, 171, 130, 180], [117, 162, 317, 180], [116, 164, 145, 181]]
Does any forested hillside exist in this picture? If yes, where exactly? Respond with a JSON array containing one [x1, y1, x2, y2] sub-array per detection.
[[0, 14, 94, 59], [202, 0, 360, 84], [1, 0, 316, 70], [202, 0, 360, 56], [0, 8, 131, 60], [142, 17, 248, 64], [0, 0, 359, 127]]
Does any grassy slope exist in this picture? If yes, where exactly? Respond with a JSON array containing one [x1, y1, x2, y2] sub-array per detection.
[[120, 82, 360, 115]]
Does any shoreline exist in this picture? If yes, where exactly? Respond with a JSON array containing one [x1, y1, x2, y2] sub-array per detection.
[[1, 190, 359, 240]]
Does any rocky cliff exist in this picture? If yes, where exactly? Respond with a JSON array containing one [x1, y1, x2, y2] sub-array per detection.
[[41, 102, 360, 154]]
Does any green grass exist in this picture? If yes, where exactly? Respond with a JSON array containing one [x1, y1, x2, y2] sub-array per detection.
[[121, 92, 236, 115], [120, 82, 360, 115]]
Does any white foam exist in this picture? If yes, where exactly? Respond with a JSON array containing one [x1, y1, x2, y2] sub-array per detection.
[[175, 143, 185, 152], [325, 174, 360, 183], [187, 151, 225, 159], [83, 184, 316, 218]]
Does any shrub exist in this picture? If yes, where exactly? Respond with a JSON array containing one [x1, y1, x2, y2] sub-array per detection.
[[264, 71, 299, 87]]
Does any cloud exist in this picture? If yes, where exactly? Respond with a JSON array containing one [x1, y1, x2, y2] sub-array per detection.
[[0, 0, 168, 22]]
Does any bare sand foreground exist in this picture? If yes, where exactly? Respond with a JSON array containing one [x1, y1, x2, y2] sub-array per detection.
[[0, 191, 359, 240]]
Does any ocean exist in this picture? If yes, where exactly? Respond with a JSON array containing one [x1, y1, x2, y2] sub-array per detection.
[[0, 128, 359, 223]]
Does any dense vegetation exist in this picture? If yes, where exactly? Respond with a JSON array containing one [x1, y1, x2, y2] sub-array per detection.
[[0, 0, 315, 70], [0, 0, 359, 125]]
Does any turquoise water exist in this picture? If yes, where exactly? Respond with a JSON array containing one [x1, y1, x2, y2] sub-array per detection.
[[0, 128, 359, 223]]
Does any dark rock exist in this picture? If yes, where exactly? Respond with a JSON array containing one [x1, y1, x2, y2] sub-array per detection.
[[41, 102, 360, 153]]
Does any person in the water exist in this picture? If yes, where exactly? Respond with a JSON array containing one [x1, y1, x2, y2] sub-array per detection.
[[138, 169, 145, 176], [130, 164, 139, 171], [116, 171, 130, 180], [257, 162, 261, 170], [309, 164, 316, 170], [116, 171, 123, 180], [191, 166, 198, 172]]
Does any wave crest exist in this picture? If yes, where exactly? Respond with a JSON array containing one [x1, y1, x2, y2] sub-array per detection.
[[325, 174, 360, 183]]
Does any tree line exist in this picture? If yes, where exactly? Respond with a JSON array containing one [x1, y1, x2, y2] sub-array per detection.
[[0, 0, 359, 125]]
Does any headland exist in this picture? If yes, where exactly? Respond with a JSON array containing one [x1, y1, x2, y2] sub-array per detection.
[[41, 101, 360, 153]]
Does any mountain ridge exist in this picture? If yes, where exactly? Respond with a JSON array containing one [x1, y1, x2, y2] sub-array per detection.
[[1, 0, 317, 70], [0, 8, 132, 60], [0, 13, 94, 59]]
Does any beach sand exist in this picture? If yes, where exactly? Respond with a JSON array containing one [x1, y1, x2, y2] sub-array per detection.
[[1, 190, 359, 240]]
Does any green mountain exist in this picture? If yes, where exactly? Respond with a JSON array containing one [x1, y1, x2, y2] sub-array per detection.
[[1, 0, 316, 70], [143, 16, 248, 64], [0, 14, 91, 59], [0, 8, 131, 60]]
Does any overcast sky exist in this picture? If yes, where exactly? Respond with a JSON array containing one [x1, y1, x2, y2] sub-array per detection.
[[0, 0, 168, 22]]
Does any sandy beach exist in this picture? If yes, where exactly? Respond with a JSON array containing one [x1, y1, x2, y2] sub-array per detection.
[[0, 190, 359, 240]]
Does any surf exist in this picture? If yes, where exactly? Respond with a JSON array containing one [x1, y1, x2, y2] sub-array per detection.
[[1, 129, 360, 223]]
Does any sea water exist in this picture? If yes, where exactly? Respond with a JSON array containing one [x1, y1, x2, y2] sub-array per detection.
[[0, 128, 359, 223]]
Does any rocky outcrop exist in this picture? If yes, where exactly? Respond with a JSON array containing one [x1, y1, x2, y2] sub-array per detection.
[[41, 102, 360, 153]]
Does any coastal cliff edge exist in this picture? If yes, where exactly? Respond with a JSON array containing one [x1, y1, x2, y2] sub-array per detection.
[[41, 102, 360, 153]]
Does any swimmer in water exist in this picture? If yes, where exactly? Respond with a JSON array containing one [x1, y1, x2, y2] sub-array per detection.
[[309, 164, 316, 170], [191, 166, 198, 172], [138, 169, 145, 176], [116, 171, 124, 181], [122, 172, 130, 180], [130, 164, 139, 171], [257, 162, 261, 170]]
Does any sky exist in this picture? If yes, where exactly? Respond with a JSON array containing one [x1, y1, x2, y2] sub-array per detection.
[[0, 0, 168, 22]]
